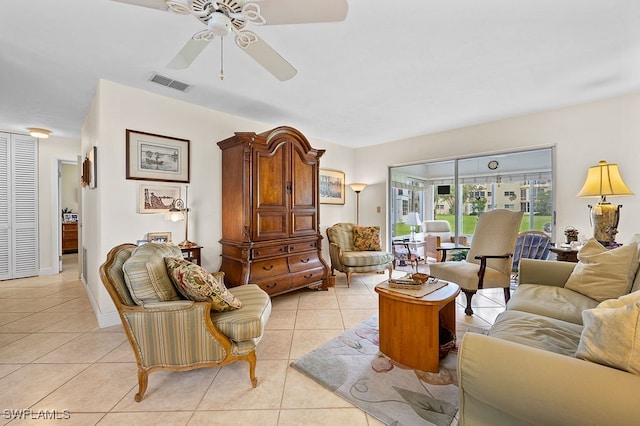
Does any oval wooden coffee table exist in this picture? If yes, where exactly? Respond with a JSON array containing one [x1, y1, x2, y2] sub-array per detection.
[[375, 280, 460, 372]]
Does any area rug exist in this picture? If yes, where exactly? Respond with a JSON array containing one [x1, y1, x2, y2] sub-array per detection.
[[290, 314, 459, 426]]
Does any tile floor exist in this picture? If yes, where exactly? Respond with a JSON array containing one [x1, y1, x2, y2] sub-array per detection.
[[0, 255, 506, 425]]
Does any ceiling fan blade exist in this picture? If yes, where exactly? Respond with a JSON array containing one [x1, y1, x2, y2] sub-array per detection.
[[110, 0, 170, 11], [257, 0, 348, 25], [167, 38, 212, 69], [239, 35, 297, 81]]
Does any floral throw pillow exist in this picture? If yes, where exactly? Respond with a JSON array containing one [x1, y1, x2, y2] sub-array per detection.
[[353, 226, 382, 251], [164, 257, 242, 312]]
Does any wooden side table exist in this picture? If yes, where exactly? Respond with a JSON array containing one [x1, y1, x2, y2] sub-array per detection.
[[549, 247, 578, 263], [180, 245, 202, 265], [375, 281, 460, 372]]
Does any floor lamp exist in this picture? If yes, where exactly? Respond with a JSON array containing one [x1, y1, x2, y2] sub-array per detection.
[[577, 160, 633, 246], [349, 183, 367, 225]]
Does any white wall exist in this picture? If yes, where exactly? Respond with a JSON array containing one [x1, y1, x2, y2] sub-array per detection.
[[38, 136, 81, 275], [355, 92, 640, 247]]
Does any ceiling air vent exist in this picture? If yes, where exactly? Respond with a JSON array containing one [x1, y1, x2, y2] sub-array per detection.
[[149, 73, 190, 92]]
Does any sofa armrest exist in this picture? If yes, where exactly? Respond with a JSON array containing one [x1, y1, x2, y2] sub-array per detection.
[[517, 258, 576, 287], [458, 333, 638, 426]]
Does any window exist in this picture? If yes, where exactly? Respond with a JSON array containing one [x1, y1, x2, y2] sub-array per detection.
[[389, 147, 554, 242]]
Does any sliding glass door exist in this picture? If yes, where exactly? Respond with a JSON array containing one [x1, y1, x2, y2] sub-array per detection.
[[389, 148, 554, 245]]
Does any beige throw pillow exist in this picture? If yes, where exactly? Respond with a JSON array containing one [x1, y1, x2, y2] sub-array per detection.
[[576, 301, 640, 375], [164, 257, 242, 312], [564, 239, 639, 302]]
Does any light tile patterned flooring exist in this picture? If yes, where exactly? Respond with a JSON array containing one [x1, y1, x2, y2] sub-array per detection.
[[0, 255, 506, 425]]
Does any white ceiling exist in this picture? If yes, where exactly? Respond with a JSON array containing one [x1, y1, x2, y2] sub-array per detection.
[[1, 0, 639, 147]]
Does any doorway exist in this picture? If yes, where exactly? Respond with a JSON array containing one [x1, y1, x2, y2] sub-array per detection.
[[58, 160, 79, 272]]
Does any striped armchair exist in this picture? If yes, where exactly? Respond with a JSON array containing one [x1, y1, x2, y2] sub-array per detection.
[[99, 243, 271, 401], [326, 223, 393, 287]]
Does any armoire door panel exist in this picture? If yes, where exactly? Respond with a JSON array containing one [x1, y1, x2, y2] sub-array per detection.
[[254, 142, 287, 209], [255, 211, 288, 240], [291, 211, 317, 236], [291, 147, 316, 209]]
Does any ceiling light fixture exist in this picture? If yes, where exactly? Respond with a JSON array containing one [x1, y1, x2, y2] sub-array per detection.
[[28, 127, 51, 138]]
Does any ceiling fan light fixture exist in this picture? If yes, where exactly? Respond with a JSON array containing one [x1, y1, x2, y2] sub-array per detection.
[[28, 127, 51, 138], [208, 13, 233, 37]]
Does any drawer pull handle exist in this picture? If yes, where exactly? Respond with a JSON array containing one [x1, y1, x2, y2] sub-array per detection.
[[263, 264, 275, 271], [281, 247, 287, 252], [255, 251, 261, 256], [304, 273, 313, 279], [300, 258, 310, 264], [266, 282, 278, 288]]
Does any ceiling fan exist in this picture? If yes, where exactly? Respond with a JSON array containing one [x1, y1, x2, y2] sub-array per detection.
[[113, 0, 348, 81]]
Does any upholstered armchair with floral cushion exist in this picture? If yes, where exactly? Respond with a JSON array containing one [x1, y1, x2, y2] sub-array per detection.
[[326, 223, 393, 287], [99, 243, 271, 402]]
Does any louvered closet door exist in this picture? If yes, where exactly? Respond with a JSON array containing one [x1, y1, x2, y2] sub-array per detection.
[[0, 133, 38, 280]]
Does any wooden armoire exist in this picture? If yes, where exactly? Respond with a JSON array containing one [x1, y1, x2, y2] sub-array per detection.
[[217, 126, 330, 296]]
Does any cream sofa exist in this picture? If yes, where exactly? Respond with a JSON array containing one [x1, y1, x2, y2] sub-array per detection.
[[458, 255, 640, 425]]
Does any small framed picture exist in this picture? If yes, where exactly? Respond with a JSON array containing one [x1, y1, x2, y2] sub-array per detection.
[[319, 169, 345, 205], [63, 213, 79, 223], [147, 232, 172, 243], [139, 184, 181, 214]]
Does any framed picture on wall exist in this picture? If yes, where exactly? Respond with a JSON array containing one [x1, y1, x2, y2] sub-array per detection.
[[139, 184, 181, 214], [319, 169, 345, 205], [147, 232, 172, 243], [126, 129, 190, 183]]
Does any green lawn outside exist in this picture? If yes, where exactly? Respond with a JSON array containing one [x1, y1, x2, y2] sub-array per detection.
[[395, 213, 552, 237]]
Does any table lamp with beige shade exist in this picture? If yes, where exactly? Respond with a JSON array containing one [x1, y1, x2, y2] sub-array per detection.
[[577, 160, 633, 246]]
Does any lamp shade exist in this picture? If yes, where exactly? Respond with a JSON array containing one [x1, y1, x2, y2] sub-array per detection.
[[405, 212, 422, 226], [577, 161, 633, 198], [349, 183, 367, 193]]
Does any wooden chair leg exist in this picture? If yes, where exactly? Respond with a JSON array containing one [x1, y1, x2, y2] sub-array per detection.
[[135, 368, 149, 402], [462, 289, 476, 316], [346, 272, 351, 288], [247, 350, 258, 388], [503, 287, 511, 305]]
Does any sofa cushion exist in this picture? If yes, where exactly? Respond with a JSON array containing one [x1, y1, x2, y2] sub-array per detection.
[[565, 239, 639, 302], [508, 284, 599, 325], [352, 226, 382, 251], [164, 257, 242, 312], [122, 243, 182, 306], [576, 301, 640, 374], [488, 310, 584, 357], [210, 284, 271, 342], [428, 260, 510, 291], [341, 250, 393, 267], [597, 290, 640, 309]]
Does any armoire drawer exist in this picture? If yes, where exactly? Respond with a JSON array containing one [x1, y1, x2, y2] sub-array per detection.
[[251, 244, 289, 259], [288, 240, 318, 253], [288, 252, 321, 272], [250, 257, 289, 279], [258, 275, 293, 296], [291, 267, 325, 287]]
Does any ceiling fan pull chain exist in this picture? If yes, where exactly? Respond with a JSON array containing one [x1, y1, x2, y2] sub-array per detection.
[[219, 36, 224, 80]]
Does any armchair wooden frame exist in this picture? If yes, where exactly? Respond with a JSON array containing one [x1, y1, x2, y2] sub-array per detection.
[[100, 243, 259, 402]]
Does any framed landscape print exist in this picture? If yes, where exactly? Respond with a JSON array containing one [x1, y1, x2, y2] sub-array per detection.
[[320, 169, 345, 204], [126, 129, 190, 183]]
